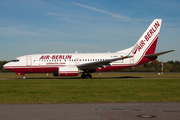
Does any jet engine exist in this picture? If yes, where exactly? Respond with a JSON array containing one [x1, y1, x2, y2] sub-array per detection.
[[53, 66, 79, 76]]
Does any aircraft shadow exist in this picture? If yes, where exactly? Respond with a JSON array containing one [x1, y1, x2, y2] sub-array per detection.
[[24, 76, 142, 79], [1, 76, 142, 80]]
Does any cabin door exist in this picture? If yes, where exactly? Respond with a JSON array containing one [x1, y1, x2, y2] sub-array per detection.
[[26, 56, 32, 66]]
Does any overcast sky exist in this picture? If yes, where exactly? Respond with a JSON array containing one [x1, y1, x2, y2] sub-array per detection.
[[0, 0, 179, 61]]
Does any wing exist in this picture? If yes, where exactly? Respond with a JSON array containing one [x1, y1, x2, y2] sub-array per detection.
[[76, 55, 133, 70]]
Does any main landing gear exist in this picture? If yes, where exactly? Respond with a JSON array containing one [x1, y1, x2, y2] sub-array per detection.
[[81, 73, 92, 79]]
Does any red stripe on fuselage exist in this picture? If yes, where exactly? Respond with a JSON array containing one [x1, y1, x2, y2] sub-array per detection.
[[4, 65, 64, 73], [5, 67, 58, 73], [96, 66, 132, 72]]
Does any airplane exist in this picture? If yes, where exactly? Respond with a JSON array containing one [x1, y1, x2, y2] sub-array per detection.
[[3, 19, 174, 79]]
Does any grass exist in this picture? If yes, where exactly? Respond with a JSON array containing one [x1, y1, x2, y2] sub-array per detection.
[[0, 72, 180, 104], [1, 72, 180, 79]]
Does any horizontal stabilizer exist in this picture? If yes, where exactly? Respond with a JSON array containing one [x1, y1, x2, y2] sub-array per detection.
[[144, 50, 175, 58]]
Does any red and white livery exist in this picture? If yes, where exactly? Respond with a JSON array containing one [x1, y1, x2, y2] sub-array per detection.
[[3, 19, 174, 79]]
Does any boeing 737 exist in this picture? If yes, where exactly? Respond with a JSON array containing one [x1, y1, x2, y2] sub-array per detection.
[[3, 19, 174, 79]]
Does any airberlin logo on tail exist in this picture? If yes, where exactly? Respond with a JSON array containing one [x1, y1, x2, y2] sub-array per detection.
[[132, 21, 160, 54], [39, 55, 72, 60]]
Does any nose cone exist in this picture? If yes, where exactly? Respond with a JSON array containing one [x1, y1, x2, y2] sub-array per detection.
[[3, 63, 7, 69], [3, 62, 11, 70]]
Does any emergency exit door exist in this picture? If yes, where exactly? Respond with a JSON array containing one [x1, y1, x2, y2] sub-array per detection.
[[130, 57, 134, 65]]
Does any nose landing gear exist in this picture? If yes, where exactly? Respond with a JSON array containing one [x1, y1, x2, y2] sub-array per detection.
[[22, 75, 26, 79], [16, 73, 26, 79]]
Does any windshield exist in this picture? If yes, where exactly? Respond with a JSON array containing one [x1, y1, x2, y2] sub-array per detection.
[[11, 59, 19, 62]]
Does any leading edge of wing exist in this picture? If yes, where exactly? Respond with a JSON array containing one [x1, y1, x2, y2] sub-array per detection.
[[76, 55, 133, 70], [144, 50, 175, 58]]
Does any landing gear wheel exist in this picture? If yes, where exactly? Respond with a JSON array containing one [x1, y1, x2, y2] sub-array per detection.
[[22, 75, 26, 79], [81, 73, 87, 79], [87, 74, 92, 79]]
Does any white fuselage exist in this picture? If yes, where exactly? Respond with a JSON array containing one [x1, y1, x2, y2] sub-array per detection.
[[4, 50, 139, 74]]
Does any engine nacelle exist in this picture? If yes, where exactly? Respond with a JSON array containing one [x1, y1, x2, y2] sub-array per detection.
[[53, 66, 79, 76]]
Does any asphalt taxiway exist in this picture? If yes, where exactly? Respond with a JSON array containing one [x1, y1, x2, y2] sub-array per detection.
[[0, 103, 180, 120]]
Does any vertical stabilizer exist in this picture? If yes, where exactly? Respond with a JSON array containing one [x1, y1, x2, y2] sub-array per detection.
[[126, 19, 162, 65], [131, 19, 162, 56]]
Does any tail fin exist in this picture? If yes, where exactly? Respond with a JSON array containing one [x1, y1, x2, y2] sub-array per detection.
[[123, 19, 173, 65], [131, 19, 162, 56]]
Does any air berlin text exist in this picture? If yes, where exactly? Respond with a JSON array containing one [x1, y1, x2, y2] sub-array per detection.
[[39, 55, 72, 60], [132, 21, 160, 54]]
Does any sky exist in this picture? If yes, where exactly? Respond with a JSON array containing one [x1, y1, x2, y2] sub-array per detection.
[[0, 0, 180, 62]]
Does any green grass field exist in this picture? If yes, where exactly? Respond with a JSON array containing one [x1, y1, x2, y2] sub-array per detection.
[[0, 72, 180, 104]]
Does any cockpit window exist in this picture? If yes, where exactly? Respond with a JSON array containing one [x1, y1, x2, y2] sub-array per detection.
[[11, 59, 19, 62]]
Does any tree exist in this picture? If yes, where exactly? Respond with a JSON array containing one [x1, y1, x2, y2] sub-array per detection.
[[164, 63, 172, 72], [0, 61, 8, 71], [166, 61, 174, 65], [150, 60, 160, 72]]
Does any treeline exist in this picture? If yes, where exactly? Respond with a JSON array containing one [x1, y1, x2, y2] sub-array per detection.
[[118, 60, 180, 72], [0, 61, 8, 72], [0, 60, 180, 72]]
